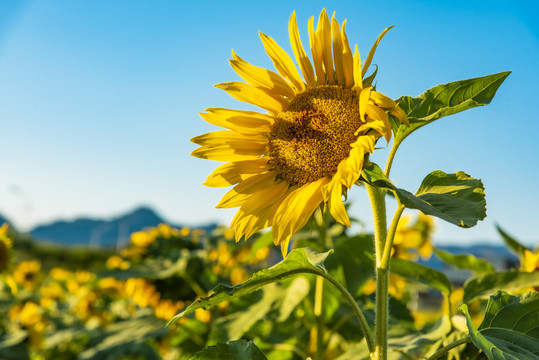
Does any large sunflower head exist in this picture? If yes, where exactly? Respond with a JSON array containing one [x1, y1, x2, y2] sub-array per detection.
[[192, 10, 408, 256]]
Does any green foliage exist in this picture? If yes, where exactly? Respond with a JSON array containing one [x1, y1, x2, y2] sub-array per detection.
[[496, 225, 530, 257], [167, 248, 332, 326], [463, 271, 539, 303], [434, 248, 496, 274], [389, 71, 511, 144], [190, 339, 268, 360], [460, 291, 539, 360], [362, 164, 486, 228], [391, 258, 452, 295]]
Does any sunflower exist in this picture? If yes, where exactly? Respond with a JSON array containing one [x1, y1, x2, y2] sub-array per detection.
[[0, 223, 12, 272], [192, 10, 408, 256]]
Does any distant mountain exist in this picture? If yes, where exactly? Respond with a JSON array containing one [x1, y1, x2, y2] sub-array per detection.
[[30, 206, 179, 248]]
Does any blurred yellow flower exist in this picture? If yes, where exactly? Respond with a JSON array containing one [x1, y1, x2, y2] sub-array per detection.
[[0, 223, 12, 272], [192, 9, 408, 256], [14, 260, 42, 290], [179, 226, 190, 237], [130, 231, 156, 247], [124, 278, 160, 308], [155, 299, 184, 320], [230, 267, 249, 285], [522, 249, 539, 273], [393, 213, 434, 261], [49, 267, 72, 281], [195, 308, 211, 323], [106, 255, 130, 270]]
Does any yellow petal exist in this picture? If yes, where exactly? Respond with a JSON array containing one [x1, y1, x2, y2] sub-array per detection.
[[316, 9, 334, 85], [390, 105, 410, 126], [273, 178, 328, 246], [259, 32, 306, 92], [341, 20, 354, 88], [353, 45, 362, 89], [215, 82, 284, 114], [216, 172, 276, 208], [359, 87, 372, 122], [366, 103, 392, 143], [370, 90, 397, 109], [230, 51, 296, 99], [308, 16, 325, 84], [232, 186, 292, 241], [289, 11, 316, 88], [331, 14, 345, 86], [280, 237, 292, 258], [191, 145, 265, 162], [322, 177, 351, 227], [201, 108, 273, 135], [204, 158, 271, 187], [191, 130, 266, 146], [361, 26, 394, 77]]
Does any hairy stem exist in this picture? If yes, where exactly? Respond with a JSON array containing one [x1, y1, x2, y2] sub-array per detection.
[[384, 139, 402, 178], [366, 184, 389, 360]]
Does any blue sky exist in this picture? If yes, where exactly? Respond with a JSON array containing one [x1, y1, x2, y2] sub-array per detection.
[[0, 0, 538, 246]]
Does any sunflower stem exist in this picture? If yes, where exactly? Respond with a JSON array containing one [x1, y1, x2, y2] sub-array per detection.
[[366, 184, 388, 360], [314, 207, 328, 360], [384, 139, 402, 177]]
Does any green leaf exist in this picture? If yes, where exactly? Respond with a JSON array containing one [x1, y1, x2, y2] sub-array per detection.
[[463, 271, 539, 303], [434, 248, 496, 274], [362, 164, 486, 228], [191, 340, 268, 360], [390, 71, 511, 144], [496, 225, 530, 258], [167, 248, 332, 326], [459, 291, 539, 360], [79, 314, 168, 360], [391, 257, 452, 295]]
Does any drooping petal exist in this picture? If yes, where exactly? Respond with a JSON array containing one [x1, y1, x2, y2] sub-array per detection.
[[370, 90, 397, 109], [341, 20, 354, 88], [215, 82, 285, 114], [331, 14, 345, 86], [204, 158, 271, 187], [259, 32, 306, 92], [366, 103, 392, 142], [308, 16, 325, 84], [359, 87, 372, 122], [289, 11, 316, 88], [216, 172, 276, 208], [390, 105, 410, 126], [230, 51, 296, 99], [322, 177, 351, 227], [200, 108, 273, 135], [272, 178, 328, 248], [361, 26, 394, 77]]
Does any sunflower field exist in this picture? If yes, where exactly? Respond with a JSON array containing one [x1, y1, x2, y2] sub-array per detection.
[[1, 214, 538, 359]]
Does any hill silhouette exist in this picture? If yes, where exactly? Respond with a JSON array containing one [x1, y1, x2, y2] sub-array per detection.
[[30, 206, 174, 248]]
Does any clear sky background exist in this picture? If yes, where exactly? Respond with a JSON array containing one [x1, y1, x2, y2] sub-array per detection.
[[0, 0, 538, 246]]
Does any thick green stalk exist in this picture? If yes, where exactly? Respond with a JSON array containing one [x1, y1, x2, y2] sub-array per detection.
[[314, 208, 328, 360], [365, 184, 388, 360]]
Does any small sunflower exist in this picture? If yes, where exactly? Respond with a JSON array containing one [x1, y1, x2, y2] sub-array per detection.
[[192, 10, 408, 256], [0, 223, 12, 272]]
